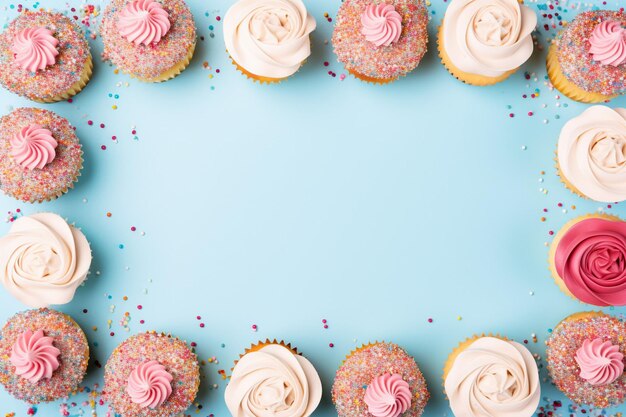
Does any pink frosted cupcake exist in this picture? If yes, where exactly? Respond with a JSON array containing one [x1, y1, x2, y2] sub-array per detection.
[[332, 0, 429, 83], [0, 10, 92, 102], [332, 342, 429, 417], [101, 0, 196, 82], [0, 107, 83, 203], [547, 10, 626, 103], [546, 311, 626, 408], [0, 308, 89, 404], [104, 331, 200, 417]]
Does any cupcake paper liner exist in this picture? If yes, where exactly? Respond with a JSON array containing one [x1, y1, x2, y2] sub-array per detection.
[[347, 69, 396, 85], [437, 24, 515, 86], [547, 213, 623, 303], [554, 148, 589, 200], [546, 43, 615, 104]]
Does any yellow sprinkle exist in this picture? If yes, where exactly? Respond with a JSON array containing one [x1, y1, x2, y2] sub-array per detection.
[[209, 74, 214, 79], [457, 316, 462, 321], [92, 326, 97, 331], [112, 105, 118, 110]]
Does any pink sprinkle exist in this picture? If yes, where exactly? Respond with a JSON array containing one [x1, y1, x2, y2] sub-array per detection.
[[87, 120, 93, 125], [101, 145, 107, 150], [197, 316, 202, 320], [131, 226, 136, 231], [100, 123, 105, 128], [509, 113, 515, 118], [324, 324, 329, 329], [140, 320, 145, 324], [528, 112, 533, 116], [216, 16, 221, 21], [112, 136, 117, 141], [339, 74, 346, 81], [322, 319, 327, 323], [252, 324, 258, 331], [200, 323, 205, 328], [137, 305, 142, 310], [428, 318, 433, 323], [329, 343, 334, 348], [549, 230, 554, 235]]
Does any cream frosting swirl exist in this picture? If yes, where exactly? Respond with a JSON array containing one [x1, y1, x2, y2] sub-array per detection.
[[444, 337, 540, 417], [575, 338, 624, 386], [558, 106, 626, 202], [11, 27, 59, 72], [0, 213, 91, 308], [10, 329, 60, 383], [127, 360, 173, 408], [118, 0, 172, 46], [10, 124, 58, 170], [364, 373, 411, 417], [442, 0, 536, 77], [361, 4, 402, 47], [223, 0, 316, 78], [589, 20, 626, 67], [224, 344, 322, 417]]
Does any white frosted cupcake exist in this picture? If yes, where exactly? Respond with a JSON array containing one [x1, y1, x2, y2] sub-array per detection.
[[225, 340, 322, 417], [437, 0, 537, 85], [0, 213, 91, 307], [557, 105, 626, 202], [444, 336, 540, 417], [223, 0, 316, 83]]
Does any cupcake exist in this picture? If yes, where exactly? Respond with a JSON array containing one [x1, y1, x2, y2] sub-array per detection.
[[549, 213, 626, 306], [223, 0, 316, 83], [443, 335, 540, 417], [557, 106, 626, 202], [225, 340, 322, 417], [0, 10, 92, 102], [547, 11, 626, 103], [101, 0, 197, 82], [0, 212, 91, 308], [0, 308, 89, 404], [0, 108, 83, 203], [104, 331, 200, 417], [546, 311, 626, 408], [332, 0, 428, 84], [438, 0, 536, 86], [332, 342, 429, 417]]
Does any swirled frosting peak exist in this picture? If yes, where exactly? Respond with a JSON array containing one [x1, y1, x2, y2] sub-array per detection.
[[0, 213, 91, 308], [127, 360, 173, 409], [364, 373, 411, 417], [118, 0, 171, 46], [361, 4, 402, 47], [558, 106, 626, 202], [223, 0, 316, 79], [225, 344, 322, 417], [444, 337, 540, 417], [11, 27, 59, 72], [442, 0, 537, 77], [589, 20, 626, 67], [10, 329, 60, 383], [10, 124, 58, 170], [554, 216, 626, 306], [575, 338, 624, 385]]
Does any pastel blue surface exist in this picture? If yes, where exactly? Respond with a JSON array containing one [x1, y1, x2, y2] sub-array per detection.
[[1, 0, 626, 416]]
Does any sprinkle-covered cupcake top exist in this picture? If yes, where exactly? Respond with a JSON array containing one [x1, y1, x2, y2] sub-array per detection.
[[555, 10, 626, 96], [101, 0, 196, 81], [0, 107, 83, 203], [103, 332, 200, 417], [332, 342, 429, 417], [332, 0, 429, 81], [546, 312, 626, 408], [0, 308, 89, 404], [0, 10, 91, 102]]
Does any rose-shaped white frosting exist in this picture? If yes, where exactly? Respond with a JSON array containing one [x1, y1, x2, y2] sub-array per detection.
[[223, 0, 316, 78], [558, 106, 626, 202], [444, 337, 541, 417], [224, 344, 322, 417], [442, 0, 537, 77], [0, 213, 91, 308]]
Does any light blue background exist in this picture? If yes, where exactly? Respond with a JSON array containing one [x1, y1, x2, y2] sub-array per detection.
[[1, 0, 626, 415]]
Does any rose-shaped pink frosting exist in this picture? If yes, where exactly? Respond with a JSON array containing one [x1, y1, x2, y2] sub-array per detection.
[[9, 124, 58, 170], [361, 4, 402, 47], [555, 217, 626, 306], [575, 338, 624, 385], [126, 360, 173, 409], [10, 329, 60, 383], [363, 373, 412, 417], [117, 0, 171, 46], [11, 27, 59, 72], [589, 20, 626, 66]]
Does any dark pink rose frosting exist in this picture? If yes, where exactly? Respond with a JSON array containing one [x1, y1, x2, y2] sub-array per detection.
[[555, 217, 626, 306], [363, 373, 411, 417]]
